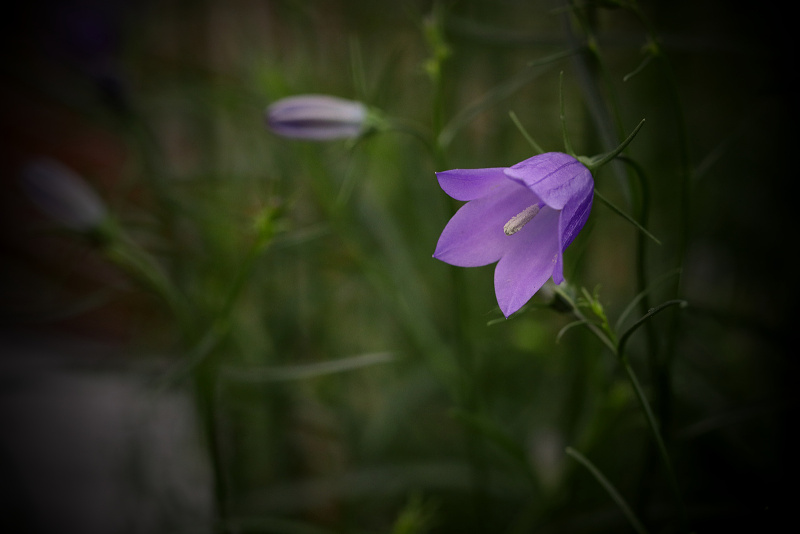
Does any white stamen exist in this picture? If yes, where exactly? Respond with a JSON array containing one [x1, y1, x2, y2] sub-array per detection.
[[503, 204, 540, 236]]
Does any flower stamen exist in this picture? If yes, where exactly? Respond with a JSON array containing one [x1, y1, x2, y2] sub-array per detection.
[[504, 203, 541, 236]]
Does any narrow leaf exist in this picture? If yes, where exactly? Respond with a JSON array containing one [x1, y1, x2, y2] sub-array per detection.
[[508, 111, 544, 155], [556, 319, 590, 343], [553, 286, 617, 354], [559, 70, 575, 156], [623, 52, 655, 82], [614, 268, 681, 332], [438, 49, 576, 147], [617, 299, 688, 357], [594, 188, 661, 245], [566, 447, 650, 534], [586, 118, 646, 170], [220, 352, 397, 383]]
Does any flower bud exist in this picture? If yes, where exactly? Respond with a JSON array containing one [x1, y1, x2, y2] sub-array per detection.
[[19, 156, 108, 232], [265, 95, 368, 140]]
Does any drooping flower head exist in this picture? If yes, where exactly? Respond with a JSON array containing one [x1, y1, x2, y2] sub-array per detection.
[[18, 156, 108, 232], [433, 152, 593, 318], [265, 95, 368, 140]]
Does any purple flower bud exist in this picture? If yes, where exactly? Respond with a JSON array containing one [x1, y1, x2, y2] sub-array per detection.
[[433, 152, 594, 318], [265, 95, 368, 140], [19, 157, 108, 232]]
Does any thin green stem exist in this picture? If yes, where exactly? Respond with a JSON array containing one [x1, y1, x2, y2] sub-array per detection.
[[558, 7, 689, 526], [438, 48, 577, 149], [584, 119, 646, 171], [556, 286, 689, 531], [616, 299, 690, 531], [617, 154, 666, 514], [618, 356, 687, 528], [626, 0, 694, 459], [559, 71, 575, 156], [426, 4, 489, 524], [553, 287, 617, 354], [617, 299, 686, 360], [592, 186, 660, 245], [385, 118, 437, 157], [508, 111, 545, 155], [566, 447, 650, 534], [192, 352, 229, 534], [560, 1, 629, 199], [103, 232, 190, 332]]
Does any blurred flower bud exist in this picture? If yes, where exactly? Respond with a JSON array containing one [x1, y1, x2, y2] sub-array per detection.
[[19, 156, 108, 232], [265, 95, 368, 140]]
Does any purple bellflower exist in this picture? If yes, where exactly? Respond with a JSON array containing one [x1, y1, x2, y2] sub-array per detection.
[[433, 152, 594, 318], [266, 95, 368, 140]]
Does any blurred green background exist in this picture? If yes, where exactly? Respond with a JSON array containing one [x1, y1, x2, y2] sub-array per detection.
[[1, 1, 795, 533]]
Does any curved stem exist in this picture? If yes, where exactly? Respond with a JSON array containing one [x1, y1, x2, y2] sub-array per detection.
[[557, 286, 689, 530], [616, 299, 690, 531], [617, 299, 686, 358], [618, 355, 688, 529], [592, 186, 659, 245], [627, 0, 693, 436], [553, 286, 618, 353], [566, 447, 650, 534], [619, 154, 673, 513]]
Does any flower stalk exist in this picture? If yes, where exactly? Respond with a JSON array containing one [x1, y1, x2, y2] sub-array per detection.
[[557, 284, 690, 531]]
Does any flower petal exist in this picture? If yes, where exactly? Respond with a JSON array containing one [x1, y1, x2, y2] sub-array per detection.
[[494, 206, 560, 317], [552, 253, 566, 286], [559, 184, 593, 252], [553, 179, 594, 284], [434, 181, 536, 267], [436, 167, 509, 201], [504, 152, 592, 210]]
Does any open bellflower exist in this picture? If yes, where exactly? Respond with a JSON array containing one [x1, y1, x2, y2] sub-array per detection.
[[433, 152, 593, 318], [265, 95, 367, 140]]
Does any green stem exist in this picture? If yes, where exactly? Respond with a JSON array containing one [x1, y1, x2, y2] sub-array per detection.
[[437, 48, 576, 149], [192, 352, 229, 534], [561, 5, 690, 527], [592, 186, 660, 245], [618, 356, 687, 527], [508, 111, 545, 155], [566, 447, 650, 534], [426, 3, 489, 524], [559, 71, 575, 156], [557, 287, 689, 530], [103, 232, 190, 333], [561, 1, 630, 198], [618, 155, 663, 513], [617, 300, 686, 360], [584, 119, 646, 171], [553, 287, 617, 354], [627, 0, 693, 439], [616, 300, 689, 531]]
